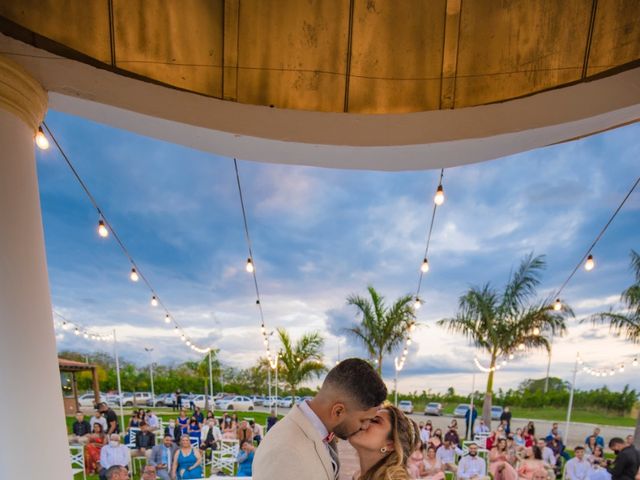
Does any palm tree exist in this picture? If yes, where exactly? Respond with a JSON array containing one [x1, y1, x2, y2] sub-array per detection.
[[437, 253, 570, 426], [346, 286, 416, 375], [277, 328, 325, 404], [589, 249, 640, 446]]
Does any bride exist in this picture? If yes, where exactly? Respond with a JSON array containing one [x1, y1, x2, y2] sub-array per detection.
[[348, 403, 420, 480]]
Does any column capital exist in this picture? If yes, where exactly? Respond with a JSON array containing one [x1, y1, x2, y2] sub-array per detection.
[[0, 55, 47, 133]]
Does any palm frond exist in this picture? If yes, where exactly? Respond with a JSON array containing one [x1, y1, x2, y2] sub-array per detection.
[[591, 312, 640, 344], [500, 253, 546, 315]]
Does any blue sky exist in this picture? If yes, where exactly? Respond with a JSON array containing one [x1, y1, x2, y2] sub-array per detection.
[[40, 110, 640, 394]]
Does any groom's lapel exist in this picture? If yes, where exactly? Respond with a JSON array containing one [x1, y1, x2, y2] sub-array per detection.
[[290, 406, 334, 480]]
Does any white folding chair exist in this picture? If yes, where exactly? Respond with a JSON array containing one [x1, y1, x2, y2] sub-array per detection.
[[210, 450, 237, 476], [69, 445, 86, 480], [220, 439, 239, 456], [473, 432, 490, 449]]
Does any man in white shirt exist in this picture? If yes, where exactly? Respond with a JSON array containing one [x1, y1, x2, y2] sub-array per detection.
[[99, 434, 131, 480], [537, 438, 558, 468], [90, 411, 108, 433], [564, 446, 590, 480], [250, 419, 264, 445], [146, 410, 160, 431], [457, 443, 489, 480], [474, 419, 490, 436], [437, 438, 464, 472], [420, 422, 431, 444]]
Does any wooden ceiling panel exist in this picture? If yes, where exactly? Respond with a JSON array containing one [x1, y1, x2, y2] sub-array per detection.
[[587, 0, 640, 76], [347, 0, 446, 113], [0, 0, 111, 63], [455, 0, 592, 108], [113, 0, 223, 98], [236, 0, 350, 112]]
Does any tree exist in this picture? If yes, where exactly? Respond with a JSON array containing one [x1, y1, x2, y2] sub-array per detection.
[[346, 286, 416, 375], [589, 249, 640, 447], [437, 253, 569, 426], [277, 328, 325, 404]]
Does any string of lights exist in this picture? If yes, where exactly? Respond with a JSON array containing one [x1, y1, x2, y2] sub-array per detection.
[[577, 353, 639, 377], [38, 123, 211, 355], [396, 169, 446, 373], [550, 175, 640, 311], [53, 311, 113, 342], [233, 159, 275, 361]]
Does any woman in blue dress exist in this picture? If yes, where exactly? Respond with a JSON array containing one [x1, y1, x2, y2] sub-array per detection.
[[177, 409, 189, 436], [172, 435, 203, 479], [236, 440, 255, 477], [188, 416, 201, 446]]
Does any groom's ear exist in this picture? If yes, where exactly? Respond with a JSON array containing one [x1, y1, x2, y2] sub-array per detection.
[[331, 403, 346, 418]]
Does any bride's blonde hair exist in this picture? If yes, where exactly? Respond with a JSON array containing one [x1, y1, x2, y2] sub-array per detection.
[[360, 403, 420, 480]]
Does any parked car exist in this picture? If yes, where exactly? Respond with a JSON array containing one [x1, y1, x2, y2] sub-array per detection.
[[191, 394, 215, 409], [251, 395, 266, 406], [215, 395, 254, 411], [303, 396, 314, 402], [453, 404, 471, 418], [424, 402, 443, 416], [491, 405, 504, 420], [278, 396, 302, 408], [398, 400, 414, 414], [263, 396, 281, 408], [147, 393, 174, 407], [78, 393, 104, 408]]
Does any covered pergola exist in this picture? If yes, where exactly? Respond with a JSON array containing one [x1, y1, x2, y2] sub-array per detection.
[[0, 2, 638, 479], [58, 358, 100, 416]]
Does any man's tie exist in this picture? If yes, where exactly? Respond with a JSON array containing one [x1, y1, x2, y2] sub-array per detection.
[[325, 437, 340, 480]]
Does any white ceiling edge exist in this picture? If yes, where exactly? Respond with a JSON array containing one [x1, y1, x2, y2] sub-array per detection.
[[2, 33, 639, 171]]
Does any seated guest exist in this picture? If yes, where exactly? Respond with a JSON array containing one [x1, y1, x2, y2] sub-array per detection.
[[526, 421, 536, 438], [69, 411, 92, 445], [536, 438, 557, 470], [624, 435, 636, 449], [193, 406, 204, 424], [474, 419, 490, 436], [104, 465, 128, 480], [85, 423, 107, 475], [237, 419, 253, 443], [545, 423, 562, 443], [422, 444, 446, 480], [200, 418, 222, 451], [445, 422, 461, 447], [164, 419, 181, 443], [250, 419, 263, 445], [514, 428, 526, 447], [177, 409, 189, 436], [99, 434, 130, 480], [565, 446, 590, 480], [266, 410, 278, 431], [149, 435, 178, 480], [430, 430, 443, 450], [587, 445, 611, 480], [585, 428, 605, 450], [125, 411, 142, 445], [489, 438, 518, 480], [141, 465, 157, 480], [237, 440, 255, 477], [146, 410, 159, 432], [436, 438, 463, 473], [171, 435, 203, 479], [518, 446, 553, 480], [457, 443, 489, 480], [408, 441, 425, 479], [222, 416, 237, 439], [133, 422, 155, 459], [90, 411, 108, 433], [187, 416, 201, 446], [549, 435, 570, 463], [421, 422, 434, 444]]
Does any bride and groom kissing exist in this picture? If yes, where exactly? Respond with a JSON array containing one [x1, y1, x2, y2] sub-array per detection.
[[254, 358, 420, 480]]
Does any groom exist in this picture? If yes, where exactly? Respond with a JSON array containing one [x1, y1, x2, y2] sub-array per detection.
[[254, 358, 387, 480]]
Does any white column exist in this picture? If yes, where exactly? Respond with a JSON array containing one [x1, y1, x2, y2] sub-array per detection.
[[0, 56, 72, 479]]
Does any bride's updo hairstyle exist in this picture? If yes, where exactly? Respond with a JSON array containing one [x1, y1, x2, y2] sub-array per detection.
[[360, 403, 420, 480]]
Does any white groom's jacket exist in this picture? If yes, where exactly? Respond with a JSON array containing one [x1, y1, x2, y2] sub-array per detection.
[[253, 405, 334, 480]]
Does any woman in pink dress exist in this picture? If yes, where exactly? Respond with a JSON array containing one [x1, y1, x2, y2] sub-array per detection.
[[407, 442, 425, 479], [489, 438, 518, 480], [84, 423, 106, 474], [422, 445, 445, 480]]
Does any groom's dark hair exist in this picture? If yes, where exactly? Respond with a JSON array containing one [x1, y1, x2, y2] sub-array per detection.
[[323, 358, 387, 409]]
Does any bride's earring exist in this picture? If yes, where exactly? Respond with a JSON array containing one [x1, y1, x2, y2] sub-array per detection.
[[380, 447, 387, 453]]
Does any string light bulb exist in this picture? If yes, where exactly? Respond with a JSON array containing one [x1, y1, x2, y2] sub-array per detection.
[[585, 254, 595, 271], [97, 219, 109, 238], [245, 258, 254, 273], [74, 328, 80, 336], [532, 327, 540, 336], [434, 185, 445, 206], [508, 353, 514, 360], [518, 343, 525, 351], [151, 296, 158, 307], [420, 258, 430, 273], [62, 321, 70, 331], [164, 314, 171, 324], [35, 126, 49, 150], [130, 267, 139, 282], [409, 323, 416, 333], [633, 358, 638, 367], [553, 299, 562, 311], [413, 298, 422, 310]]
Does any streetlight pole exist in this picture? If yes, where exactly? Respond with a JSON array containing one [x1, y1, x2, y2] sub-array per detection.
[[564, 353, 579, 445], [113, 329, 125, 434], [394, 357, 402, 407], [208, 349, 214, 399], [467, 373, 476, 440], [145, 347, 155, 407], [269, 355, 279, 417]]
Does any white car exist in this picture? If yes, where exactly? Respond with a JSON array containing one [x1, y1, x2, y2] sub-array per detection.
[[278, 396, 302, 408], [398, 400, 414, 414], [191, 394, 215, 409], [78, 393, 103, 407], [263, 396, 281, 408], [215, 395, 254, 411]]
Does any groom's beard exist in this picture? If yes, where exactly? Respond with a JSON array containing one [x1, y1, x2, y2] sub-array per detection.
[[333, 422, 361, 440]]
